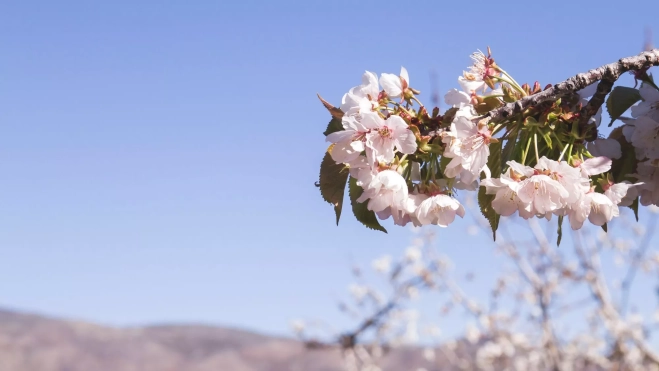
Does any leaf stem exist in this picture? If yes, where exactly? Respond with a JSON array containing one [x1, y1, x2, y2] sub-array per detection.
[[522, 131, 533, 165], [533, 133, 540, 163]]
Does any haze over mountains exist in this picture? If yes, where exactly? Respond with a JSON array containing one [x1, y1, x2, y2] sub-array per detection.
[[0, 308, 439, 371]]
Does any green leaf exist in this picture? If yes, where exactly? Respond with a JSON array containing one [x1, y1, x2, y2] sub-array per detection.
[[348, 177, 387, 233], [630, 196, 639, 222], [323, 118, 344, 136], [557, 215, 564, 247], [609, 127, 639, 183], [319, 146, 349, 225], [478, 140, 502, 240], [501, 128, 518, 165], [441, 107, 459, 126], [606, 86, 642, 126], [439, 155, 452, 175], [488, 140, 503, 178]]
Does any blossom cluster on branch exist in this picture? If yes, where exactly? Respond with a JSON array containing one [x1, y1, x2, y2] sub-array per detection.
[[317, 48, 659, 241]]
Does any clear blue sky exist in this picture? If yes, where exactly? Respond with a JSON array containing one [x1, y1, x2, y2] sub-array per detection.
[[1, 0, 658, 339]]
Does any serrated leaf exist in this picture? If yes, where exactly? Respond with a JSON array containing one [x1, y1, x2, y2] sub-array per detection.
[[557, 215, 564, 247], [441, 107, 459, 125], [348, 176, 387, 233], [606, 86, 642, 126], [319, 145, 349, 225], [479, 141, 502, 240], [478, 187, 499, 241], [323, 118, 344, 136], [317, 94, 344, 120], [488, 140, 503, 178]]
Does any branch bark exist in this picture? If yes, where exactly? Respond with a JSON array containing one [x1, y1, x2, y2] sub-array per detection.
[[487, 49, 659, 123]]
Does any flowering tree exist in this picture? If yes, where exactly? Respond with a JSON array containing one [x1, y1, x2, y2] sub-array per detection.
[[316, 47, 659, 243], [294, 208, 659, 371]]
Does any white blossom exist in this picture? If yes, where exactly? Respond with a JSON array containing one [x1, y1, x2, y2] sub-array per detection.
[[379, 67, 409, 99], [371, 255, 392, 274], [326, 115, 369, 163], [444, 88, 471, 108], [362, 112, 417, 163], [635, 160, 659, 206], [630, 115, 659, 160], [443, 116, 494, 184], [357, 170, 409, 213], [340, 71, 380, 117], [480, 163, 534, 218], [587, 138, 622, 159], [415, 194, 466, 227], [631, 83, 659, 122], [568, 190, 618, 230]]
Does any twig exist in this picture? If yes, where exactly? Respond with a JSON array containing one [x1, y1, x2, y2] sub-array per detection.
[[487, 49, 659, 122], [619, 213, 659, 316], [578, 77, 614, 139]]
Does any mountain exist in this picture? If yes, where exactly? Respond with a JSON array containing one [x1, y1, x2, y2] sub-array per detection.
[[0, 308, 435, 371]]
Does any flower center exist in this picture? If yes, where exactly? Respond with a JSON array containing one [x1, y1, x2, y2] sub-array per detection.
[[431, 205, 450, 214], [378, 126, 393, 139]]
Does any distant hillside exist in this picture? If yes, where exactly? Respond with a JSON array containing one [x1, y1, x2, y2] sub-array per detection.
[[0, 308, 440, 371]]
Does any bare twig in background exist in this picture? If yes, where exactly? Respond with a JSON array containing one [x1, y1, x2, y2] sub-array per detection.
[[294, 203, 659, 370]]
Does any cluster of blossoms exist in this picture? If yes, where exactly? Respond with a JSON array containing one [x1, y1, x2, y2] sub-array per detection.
[[323, 68, 466, 229], [620, 83, 659, 206], [318, 48, 659, 238], [481, 156, 634, 229]]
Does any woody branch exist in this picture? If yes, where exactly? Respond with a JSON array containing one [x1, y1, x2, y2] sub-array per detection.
[[487, 49, 659, 122]]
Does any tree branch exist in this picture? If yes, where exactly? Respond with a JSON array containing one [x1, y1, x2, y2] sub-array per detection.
[[578, 78, 614, 140], [487, 49, 659, 122]]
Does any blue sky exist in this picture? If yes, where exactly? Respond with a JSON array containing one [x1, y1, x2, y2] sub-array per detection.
[[1, 0, 659, 339]]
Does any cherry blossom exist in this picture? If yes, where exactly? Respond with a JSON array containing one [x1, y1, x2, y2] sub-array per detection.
[[459, 50, 497, 93], [443, 116, 494, 184], [568, 190, 619, 230], [347, 155, 375, 187], [629, 116, 659, 160], [357, 170, 409, 213], [326, 116, 370, 163], [579, 156, 612, 177], [587, 139, 622, 159], [380, 67, 410, 100], [362, 112, 417, 163], [631, 83, 659, 122], [535, 157, 589, 205], [444, 88, 471, 108], [415, 193, 466, 227], [635, 161, 659, 206], [604, 181, 640, 207], [340, 71, 380, 117]]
